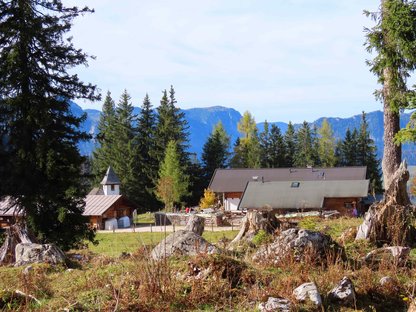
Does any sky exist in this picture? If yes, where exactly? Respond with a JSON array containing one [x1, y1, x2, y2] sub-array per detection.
[[66, 0, 382, 123]]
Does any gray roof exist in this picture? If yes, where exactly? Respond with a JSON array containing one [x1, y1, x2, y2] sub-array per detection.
[[100, 166, 121, 185], [209, 167, 367, 193], [0, 197, 23, 217], [238, 179, 370, 210], [83, 195, 122, 216], [88, 187, 104, 195]]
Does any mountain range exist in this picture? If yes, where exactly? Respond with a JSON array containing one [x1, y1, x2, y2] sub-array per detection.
[[69, 101, 416, 165]]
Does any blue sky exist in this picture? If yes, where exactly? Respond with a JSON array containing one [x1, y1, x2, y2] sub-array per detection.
[[67, 0, 381, 123]]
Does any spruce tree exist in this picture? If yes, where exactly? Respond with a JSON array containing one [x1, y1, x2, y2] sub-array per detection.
[[0, 0, 98, 249], [317, 118, 336, 167], [294, 121, 315, 167], [340, 129, 359, 166], [135, 94, 158, 211], [201, 121, 230, 185], [357, 112, 383, 193], [269, 124, 286, 168], [230, 138, 247, 168], [284, 122, 296, 167], [155, 140, 189, 211], [92, 91, 117, 184], [259, 121, 272, 168], [259, 122, 285, 168], [112, 90, 139, 204], [154, 87, 190, 167]]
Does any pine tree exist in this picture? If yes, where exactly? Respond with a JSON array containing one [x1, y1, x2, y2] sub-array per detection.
[[92, 91, 117, 184], [155, 140, 189, 211], [317, 118, 336, 167], [0, 1, 99, 249], [135, 94, 159, 211], [294, 121, 316, 167], [284, 122, 296, 167], [201, 121, 230, 185], [365, 0, 416, 187]]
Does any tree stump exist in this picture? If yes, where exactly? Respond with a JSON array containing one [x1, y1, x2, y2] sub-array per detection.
[[230, 210, 279, 245], [184, 215, 205, 236], [0, 225, 35, 265], [356, 161, 416, 246]]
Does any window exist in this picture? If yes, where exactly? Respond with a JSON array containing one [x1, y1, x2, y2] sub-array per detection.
[[291, 182, 300, 188], [344, 202, 353, 208], [111, 185, 115, 191]]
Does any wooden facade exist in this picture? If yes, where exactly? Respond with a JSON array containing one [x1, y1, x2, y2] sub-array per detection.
[[323, 197, 361, 216], [87, 198, 135, 230]]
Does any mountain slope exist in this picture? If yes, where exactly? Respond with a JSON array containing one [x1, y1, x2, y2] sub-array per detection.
[[71, 101, 416, 164]]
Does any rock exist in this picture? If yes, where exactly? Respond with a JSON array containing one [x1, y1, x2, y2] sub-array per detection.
[[409, 300, 416, 312], [184, 215, 205, 236], [364, 246, 410, 266], [258, 297, 291, 312], [151, 230, 218, 260], [379, 276, 394, 286], [328, 277, 356, 304], [253, 228, 343, 264], [14, 243, 66, 266], [293, 282, 322, 306]]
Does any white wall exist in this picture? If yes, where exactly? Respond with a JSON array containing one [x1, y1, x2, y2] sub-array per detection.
[[103, 184, 120, 196], [224, 198, 240, 211]]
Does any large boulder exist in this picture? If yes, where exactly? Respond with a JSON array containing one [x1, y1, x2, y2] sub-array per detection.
[[151, 230, 218, 260], [253, 228, 343, 264], [293, 282, 322, 306], [327, 277, 356, 305], [258, 297, 291, 312], [15, 243, 66, 266]]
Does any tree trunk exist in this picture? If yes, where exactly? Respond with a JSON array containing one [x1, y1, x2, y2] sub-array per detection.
[[356, 161, 415, 246], [382, 67, 402, 190], [230, 210, 279, 245], [184, 215, 205, 236], [0, 225, 34, 265]]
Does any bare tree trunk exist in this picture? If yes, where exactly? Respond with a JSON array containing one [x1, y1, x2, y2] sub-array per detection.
[[382, 67, 402, 190], [230, 210, 279, 246], [0, 225, 34, 265]]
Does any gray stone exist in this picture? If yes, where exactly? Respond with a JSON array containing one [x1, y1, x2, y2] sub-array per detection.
[[15, 243, 66, 266], [355, 209, 373, 240], [253, 228, 342, 264], [293, 282, 322, 306], [151, 230, 218, 260], [328, 277, 356, 304], [364, 246, 410, 265], [258, 297, 291, 312]]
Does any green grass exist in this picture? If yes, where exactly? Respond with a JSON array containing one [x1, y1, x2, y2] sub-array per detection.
[[298, 216, 363, 239], [134, 212, 155, 224], [88, 230, 239, 257]]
